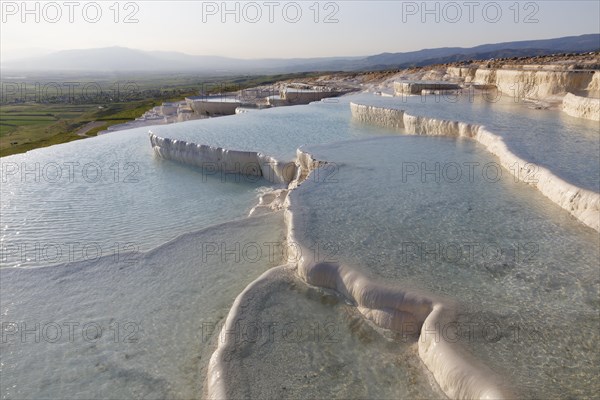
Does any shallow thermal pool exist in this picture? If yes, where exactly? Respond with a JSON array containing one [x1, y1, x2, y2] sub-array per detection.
[[1, 92, 598, 399], [149, 97, 388, 161], [1, 97, 402, 269], [210, 266, 446, 399], [0, 128, 267, 269], [290, 135, 599, 398], [351, 92, 600, 192], [0, 213, 286, 399]]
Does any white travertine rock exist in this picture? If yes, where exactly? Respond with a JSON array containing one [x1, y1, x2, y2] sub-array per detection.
[[472, 69, 597, 100], [350, 103, 405, 129], [207, 265, 296, 400], [394, 81, 461, 95], [446, 67, 477, 81], [444, 68, 600, 119], [446, 66, 600, 100], [207, 141, 513, 399], [148, 133, 296, 184], [586, 71, 600, 97], [350, 102, 600, 232], [146, 90, 594, 399], [151, 98, 596, 399], [562, 92, 600, 121], [418, 305, 509, 400]]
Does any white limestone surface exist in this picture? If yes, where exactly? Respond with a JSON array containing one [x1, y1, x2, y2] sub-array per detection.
[[472, 69, 597, 100], [207, 146, 513, 400], [562, 92, 600, 121], [149, 133, 296, 184]]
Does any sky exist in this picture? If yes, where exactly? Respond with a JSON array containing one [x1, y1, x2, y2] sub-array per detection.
[[1, 0, 599, 60]]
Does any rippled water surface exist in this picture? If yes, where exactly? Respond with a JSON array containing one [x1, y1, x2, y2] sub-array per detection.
[[351, 92, 600, 192], [1, 92, 598, 399], [292, 135, 599, 398]]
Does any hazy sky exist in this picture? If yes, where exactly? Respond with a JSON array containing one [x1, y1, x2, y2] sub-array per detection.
[[1, 0, 599, 60]]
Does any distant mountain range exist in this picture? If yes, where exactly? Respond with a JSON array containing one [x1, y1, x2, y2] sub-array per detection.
[[2, 34, 598, 74]]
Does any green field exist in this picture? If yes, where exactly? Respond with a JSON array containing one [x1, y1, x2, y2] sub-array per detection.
[[0, 100, 184, 157], [0, 72, 322, 157]]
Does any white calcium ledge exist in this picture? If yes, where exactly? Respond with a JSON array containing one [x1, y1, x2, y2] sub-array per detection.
[[207, 146, 513, 400], [149, 133, 296, 184], [562, 92, 600, 121]]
